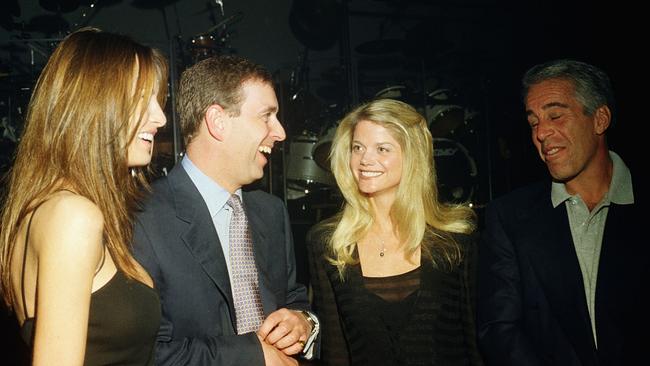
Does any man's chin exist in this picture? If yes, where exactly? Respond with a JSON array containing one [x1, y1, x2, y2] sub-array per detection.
[[247, 168, 265, 183], [549, 168, 577, 183]]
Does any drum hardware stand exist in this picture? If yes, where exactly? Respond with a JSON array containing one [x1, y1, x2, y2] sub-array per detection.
[[165, 2, 243, 166]]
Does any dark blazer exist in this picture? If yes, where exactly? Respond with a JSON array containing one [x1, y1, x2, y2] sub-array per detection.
[[133, 164, 309, 366], [477, 180, 648, 366]]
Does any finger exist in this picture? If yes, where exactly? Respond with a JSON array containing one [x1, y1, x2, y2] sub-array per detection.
[[273, 329, 302, 350], [258, 311, 283, 340], [281, 342, 304, 356], [266, 322, 292, 348]]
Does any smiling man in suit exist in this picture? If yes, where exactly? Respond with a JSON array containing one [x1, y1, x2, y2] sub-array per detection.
[[477, 59, 647, 365], [133, 55, 319, 366]]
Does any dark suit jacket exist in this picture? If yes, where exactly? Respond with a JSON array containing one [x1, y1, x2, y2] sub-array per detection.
[[133, 164, 309, 366], [477, 180, 648, 366]]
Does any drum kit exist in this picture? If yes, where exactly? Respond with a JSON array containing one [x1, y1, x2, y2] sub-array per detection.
[[185, 11, 243, 64]]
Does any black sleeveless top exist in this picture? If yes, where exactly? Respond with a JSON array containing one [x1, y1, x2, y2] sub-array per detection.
[[19, 202, 161, 366]]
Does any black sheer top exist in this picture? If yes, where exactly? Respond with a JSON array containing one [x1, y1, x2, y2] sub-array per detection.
[[307, 229, 483, 366]]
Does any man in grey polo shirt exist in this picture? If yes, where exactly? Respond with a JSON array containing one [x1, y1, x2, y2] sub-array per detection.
[[477, 59, 647, 365]]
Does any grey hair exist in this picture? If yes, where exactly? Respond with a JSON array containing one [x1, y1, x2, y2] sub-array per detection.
[[522, 59, 615, 122]]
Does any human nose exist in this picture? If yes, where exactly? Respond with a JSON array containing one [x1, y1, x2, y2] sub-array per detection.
[[270, 117, 286, 142], [151, 100, 167, 128], [359, 149, 374, 165], [535, 118, 553, 142]]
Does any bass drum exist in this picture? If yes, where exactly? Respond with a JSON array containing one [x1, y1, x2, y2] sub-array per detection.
[[432, 138, 477, 204], [312, 124, 337, 172], [286, 133, 335, 196]]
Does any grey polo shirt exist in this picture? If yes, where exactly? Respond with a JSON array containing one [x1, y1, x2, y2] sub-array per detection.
[[551, 151, 634, 347]]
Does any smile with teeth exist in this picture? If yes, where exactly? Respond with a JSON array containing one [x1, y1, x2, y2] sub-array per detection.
[[360, 170, 383, 177], [258, 145, 272, 154], [544, 147, 560, 156], [138, 132, 154, 142]]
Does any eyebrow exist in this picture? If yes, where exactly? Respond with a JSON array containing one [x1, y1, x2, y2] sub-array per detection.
[[526, 101, 569, 117], [258, 105, 278, 114], [352, 140, 395, 146]]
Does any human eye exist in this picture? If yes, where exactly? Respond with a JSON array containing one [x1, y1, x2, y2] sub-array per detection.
[[527, 117, 538, 129], [351, 143, 363, 153], [378, 145, 390, 153]]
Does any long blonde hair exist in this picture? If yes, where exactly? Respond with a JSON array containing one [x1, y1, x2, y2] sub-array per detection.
[[323, 99, 475, 276], [0, 27, 168, 309]]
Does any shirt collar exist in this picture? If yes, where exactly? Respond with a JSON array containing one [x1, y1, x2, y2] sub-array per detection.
[[608, 150, 634, 205], [551, 150, 634, 208], [181, 155, 242, 217]]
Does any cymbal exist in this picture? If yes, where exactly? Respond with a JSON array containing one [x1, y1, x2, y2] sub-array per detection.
[[355, 39, 403, 54]]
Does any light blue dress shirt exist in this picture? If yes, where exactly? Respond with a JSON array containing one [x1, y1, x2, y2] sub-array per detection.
[[181, 155, 242, 277]]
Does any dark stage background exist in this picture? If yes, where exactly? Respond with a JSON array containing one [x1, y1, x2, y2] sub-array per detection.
[[0, 0, 645, 364]]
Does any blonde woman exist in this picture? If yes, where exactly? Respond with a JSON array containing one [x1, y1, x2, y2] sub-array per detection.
[[0, 28, 167, 365], [307, 99, 483, 365]]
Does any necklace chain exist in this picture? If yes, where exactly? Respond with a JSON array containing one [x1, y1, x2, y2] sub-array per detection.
[[379, 239, 386, 257]]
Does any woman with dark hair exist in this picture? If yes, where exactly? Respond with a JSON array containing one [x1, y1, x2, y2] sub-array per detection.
[[0, 27, 168, 365]]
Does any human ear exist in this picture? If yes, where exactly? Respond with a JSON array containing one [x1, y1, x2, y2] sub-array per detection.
[[205, 104, 227, 141], [593, 105, 611, 135]]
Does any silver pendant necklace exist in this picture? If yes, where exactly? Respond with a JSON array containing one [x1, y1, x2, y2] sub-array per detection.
[[379, 239, 386, 257]]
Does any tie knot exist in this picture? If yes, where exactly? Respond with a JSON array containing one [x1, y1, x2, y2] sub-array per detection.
[[227, 194, 244, 212]]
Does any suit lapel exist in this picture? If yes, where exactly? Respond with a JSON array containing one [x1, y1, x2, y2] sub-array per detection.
[[168, 166, 236, 326], [595, 202, 639, 358], [523, 192, 597, 363]]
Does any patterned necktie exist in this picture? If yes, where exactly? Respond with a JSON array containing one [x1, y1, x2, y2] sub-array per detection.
[[227, 194, 265, 334]]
